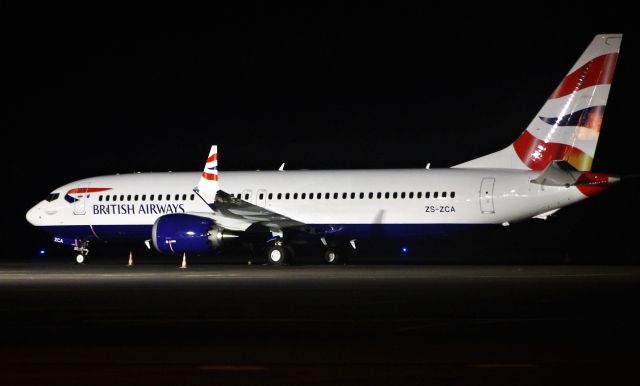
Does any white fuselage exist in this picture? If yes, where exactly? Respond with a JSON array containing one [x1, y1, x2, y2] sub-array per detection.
[[26, 168, 588, 241]]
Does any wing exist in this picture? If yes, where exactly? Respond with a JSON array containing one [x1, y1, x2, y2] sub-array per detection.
[[193, 145, 310, 234], [208, 190, 307, 232]]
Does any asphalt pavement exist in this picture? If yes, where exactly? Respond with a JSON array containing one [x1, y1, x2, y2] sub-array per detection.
[[1, 261, 639, 385]]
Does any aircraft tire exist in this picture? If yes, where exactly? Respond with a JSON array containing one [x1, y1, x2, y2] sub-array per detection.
[[266, 246, 287, 266]]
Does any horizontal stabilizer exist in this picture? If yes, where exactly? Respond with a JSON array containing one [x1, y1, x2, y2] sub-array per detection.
[[532, 208, 561, 220], [530, 161, 583, 187]]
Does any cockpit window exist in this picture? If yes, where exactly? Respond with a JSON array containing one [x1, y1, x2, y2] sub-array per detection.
[[45, 193, 60, 202]]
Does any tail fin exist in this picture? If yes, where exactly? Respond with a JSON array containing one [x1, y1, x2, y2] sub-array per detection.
[[195, 145, 219, 204], [454, 34, 622, 171]]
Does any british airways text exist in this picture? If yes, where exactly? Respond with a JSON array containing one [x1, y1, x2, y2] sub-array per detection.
[[92, 203, 185, 215]]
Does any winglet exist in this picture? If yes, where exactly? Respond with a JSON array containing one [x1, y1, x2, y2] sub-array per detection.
[[195, 145, 219, 204]]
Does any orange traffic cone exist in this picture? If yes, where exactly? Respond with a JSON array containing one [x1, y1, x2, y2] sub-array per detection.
[[126, 251, 134, 267], [179, 253, 187, 269]]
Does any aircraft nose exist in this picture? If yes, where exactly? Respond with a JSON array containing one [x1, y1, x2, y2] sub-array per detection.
[[26, 205, 42, 226]]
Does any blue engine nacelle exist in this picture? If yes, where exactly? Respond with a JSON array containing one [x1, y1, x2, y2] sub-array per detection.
[[152, 213, 237, 254]]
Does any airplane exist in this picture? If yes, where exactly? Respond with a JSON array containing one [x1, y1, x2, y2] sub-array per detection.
[[26, 34, 622, 265]]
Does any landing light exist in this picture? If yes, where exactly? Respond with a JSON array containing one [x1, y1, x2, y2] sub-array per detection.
[[186, 231, 196, 236], [401, 247, 408, 254], [39, 249, 46, 256]]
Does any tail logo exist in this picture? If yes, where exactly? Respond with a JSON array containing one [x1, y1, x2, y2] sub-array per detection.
[[513, 41, 619, 171]]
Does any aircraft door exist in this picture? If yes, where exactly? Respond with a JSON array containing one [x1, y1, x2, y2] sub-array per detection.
[[74, 182, 90, 215], [257, 189, 267, 207], [479, 177, 495, 214]]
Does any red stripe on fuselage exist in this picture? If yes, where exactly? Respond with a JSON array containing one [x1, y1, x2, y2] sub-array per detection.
[[549, 53, 618, 100], [576, 172, 610, 196]]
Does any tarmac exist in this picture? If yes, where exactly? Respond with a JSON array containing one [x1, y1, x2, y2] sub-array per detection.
[[1, 261, 639, 385]]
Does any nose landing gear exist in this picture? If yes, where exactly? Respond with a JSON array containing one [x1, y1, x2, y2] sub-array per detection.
[[73, 240, 90, 264]]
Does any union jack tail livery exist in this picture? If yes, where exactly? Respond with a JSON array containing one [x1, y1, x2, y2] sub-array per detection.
[[455, 34, 622, 172], [195, 145, 219, 204]]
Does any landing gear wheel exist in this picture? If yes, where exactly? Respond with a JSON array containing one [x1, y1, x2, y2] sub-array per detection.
[[74, 239, 90, 264], [323, 249, 342, 265], [267, 246, 288, 266]]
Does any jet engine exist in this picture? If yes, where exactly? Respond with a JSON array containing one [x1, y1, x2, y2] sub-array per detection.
[[152, 213, 238, 254]]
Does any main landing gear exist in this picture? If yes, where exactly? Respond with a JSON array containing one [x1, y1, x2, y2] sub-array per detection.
[[263, 236, 353, 266], [266, 240, 293, 266], [73, 240, 90, 264], [323, 249, 343, 265], [320, 237, 351, 265]]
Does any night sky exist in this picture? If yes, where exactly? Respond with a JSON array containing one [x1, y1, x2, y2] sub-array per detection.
[[6, 5, 639, 261]]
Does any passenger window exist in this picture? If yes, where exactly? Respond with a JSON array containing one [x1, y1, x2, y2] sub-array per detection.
[[99, 195, 103, 202], [127, 195, 132, 201], [401, 192, 406, 199], [277, 193, 282, 200], [333, 193, 338, 199], [434, 192, 439, 198], [175, 194, 179, 200], [317, 192, 321, 199], [368, 192, 373, 199], [190, 194, 195, 200], [120, 195, 124, 201], [294, 193, 298, 199], [385, 192, 390, 199], [409, 192, 414, 199], [142, 195, 147, 201], [244, 193, 250, 200], [342, 193, 347, 199], [393, 192, 398, 199], [166, 194, 170, 200], [360, 192, 364, 199], [180, 194, 185, 200], [285, 193, 290, 199], [350, 193, 355, 199], [425, 192, 430, 198], [309, 193, 314, 199], [149, 195, 154, 201], [417, 192, 422, 199], [301, 193, 306, 199], [259, 193, 264, 200], [105, 195, 110, 202], [134, 195, 139, 201], [451, 191, 456, 198], [377, 192, 382, 199], [442, 192, 447, 198], [268, 193, 273, 200], [327, 193, 332, 199]]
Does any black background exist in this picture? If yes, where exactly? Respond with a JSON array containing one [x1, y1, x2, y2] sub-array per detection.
[[6, 4, 639, 262]]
